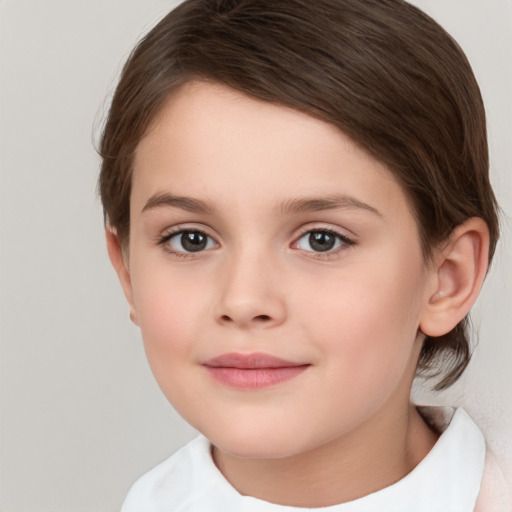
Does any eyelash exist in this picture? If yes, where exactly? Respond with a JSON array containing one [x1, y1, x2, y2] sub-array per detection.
[[156, 226, 355, 259], [157, 227, 218, 259], [292, 227, 355, 259]]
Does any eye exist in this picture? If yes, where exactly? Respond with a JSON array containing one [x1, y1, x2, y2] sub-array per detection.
[[161, 230, 217, 254], [294, 229, 352, 253]]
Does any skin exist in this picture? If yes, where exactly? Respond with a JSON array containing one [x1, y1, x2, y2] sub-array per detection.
[[107, 81, 490, 507]]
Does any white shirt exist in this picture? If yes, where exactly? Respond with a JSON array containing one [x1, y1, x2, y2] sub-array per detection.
[[121, 407, 508, 512]]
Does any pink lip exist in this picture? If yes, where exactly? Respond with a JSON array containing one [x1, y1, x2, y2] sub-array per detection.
[[202, 352, 310, 389]]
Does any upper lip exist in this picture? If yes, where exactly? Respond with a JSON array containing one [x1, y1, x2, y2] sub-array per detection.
[[202, 352, 307, 369]]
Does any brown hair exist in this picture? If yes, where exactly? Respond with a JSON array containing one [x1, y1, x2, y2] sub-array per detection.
[[99, 0, 499, 390]]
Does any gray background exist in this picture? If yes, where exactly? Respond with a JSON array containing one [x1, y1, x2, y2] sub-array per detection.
[[0, 1, 510, 511]]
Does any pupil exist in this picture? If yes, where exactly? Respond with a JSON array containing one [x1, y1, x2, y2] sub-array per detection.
[[181, 232, 207, 252], [309, 231, 335, 252]]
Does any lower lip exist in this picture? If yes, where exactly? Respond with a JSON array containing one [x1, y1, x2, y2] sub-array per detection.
[[204, 366, 309, 389]]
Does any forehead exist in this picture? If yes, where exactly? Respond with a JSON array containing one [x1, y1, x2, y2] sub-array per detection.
[[131, 81, 414, 228]]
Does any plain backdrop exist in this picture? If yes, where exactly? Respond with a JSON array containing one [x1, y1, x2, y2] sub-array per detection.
[[0, 1, 510, 511]]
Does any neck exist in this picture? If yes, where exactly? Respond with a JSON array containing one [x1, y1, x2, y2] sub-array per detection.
[[212, 402, 438, 508]]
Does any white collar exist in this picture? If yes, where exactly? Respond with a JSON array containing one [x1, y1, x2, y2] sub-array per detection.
[[196, 407, 485, 511], [122, 407, 486, 512]]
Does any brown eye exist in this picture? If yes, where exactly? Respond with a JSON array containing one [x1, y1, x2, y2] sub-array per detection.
[[164, 230, 216, 253], [180, 232, 208, 252], [308, 232, 337, 252], [295, 229, 352, 253]]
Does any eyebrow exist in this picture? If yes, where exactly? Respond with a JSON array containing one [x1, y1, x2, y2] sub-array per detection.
[[142, 192, 215, 214], [277, 194, 382, 217], [142, 191, 381, 217]]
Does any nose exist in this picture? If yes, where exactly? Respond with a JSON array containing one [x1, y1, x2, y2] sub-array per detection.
[[214, 251, 287, 329]]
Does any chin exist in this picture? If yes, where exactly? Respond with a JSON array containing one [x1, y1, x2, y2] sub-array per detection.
[[215, 439, 300, 460], [205, 421, 314, 460]]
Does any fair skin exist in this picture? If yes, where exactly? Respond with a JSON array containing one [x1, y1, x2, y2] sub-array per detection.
[[107, 81, 489, 507]]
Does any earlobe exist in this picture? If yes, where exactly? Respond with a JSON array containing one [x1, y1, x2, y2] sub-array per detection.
[[105, 229, 139, 325], [420, 218, 490, 337]]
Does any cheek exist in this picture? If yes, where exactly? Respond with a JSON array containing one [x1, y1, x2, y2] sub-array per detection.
[[130, 269, 208, 386], [299, 258, 427, 384]]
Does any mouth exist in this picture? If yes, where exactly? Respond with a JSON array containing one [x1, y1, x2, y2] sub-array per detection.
[[202, 352, 310, 389]]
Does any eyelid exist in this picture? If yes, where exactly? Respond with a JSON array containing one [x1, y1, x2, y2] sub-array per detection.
[[156, 224, 220, 256], [291, 224, 356, 257], [157, 223, 217, 241], [293, 223, 356, 241]]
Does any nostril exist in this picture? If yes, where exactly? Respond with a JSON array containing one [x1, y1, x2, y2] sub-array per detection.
[[254, 315, 271, 322], [218, 312, 276, 326]]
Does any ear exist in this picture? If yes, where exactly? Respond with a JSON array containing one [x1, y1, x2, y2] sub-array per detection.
[[420, 218, 490, 337], [105, 229, 139, 325]]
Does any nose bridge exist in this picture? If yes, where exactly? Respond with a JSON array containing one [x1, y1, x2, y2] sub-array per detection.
[[215, 242, 286, 328]]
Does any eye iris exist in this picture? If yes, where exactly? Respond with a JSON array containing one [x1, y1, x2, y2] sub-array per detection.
[[309, 231, 336, 252], [181, 232, 207, 252]]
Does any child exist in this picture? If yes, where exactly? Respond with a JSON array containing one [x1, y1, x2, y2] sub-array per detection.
[[99, 0, 510, 510]]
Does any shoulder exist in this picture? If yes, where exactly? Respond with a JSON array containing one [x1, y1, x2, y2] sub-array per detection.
[[120, 435, 213, 512]]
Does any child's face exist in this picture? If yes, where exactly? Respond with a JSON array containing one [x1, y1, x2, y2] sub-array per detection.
[[122, 81, 436, 458]]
